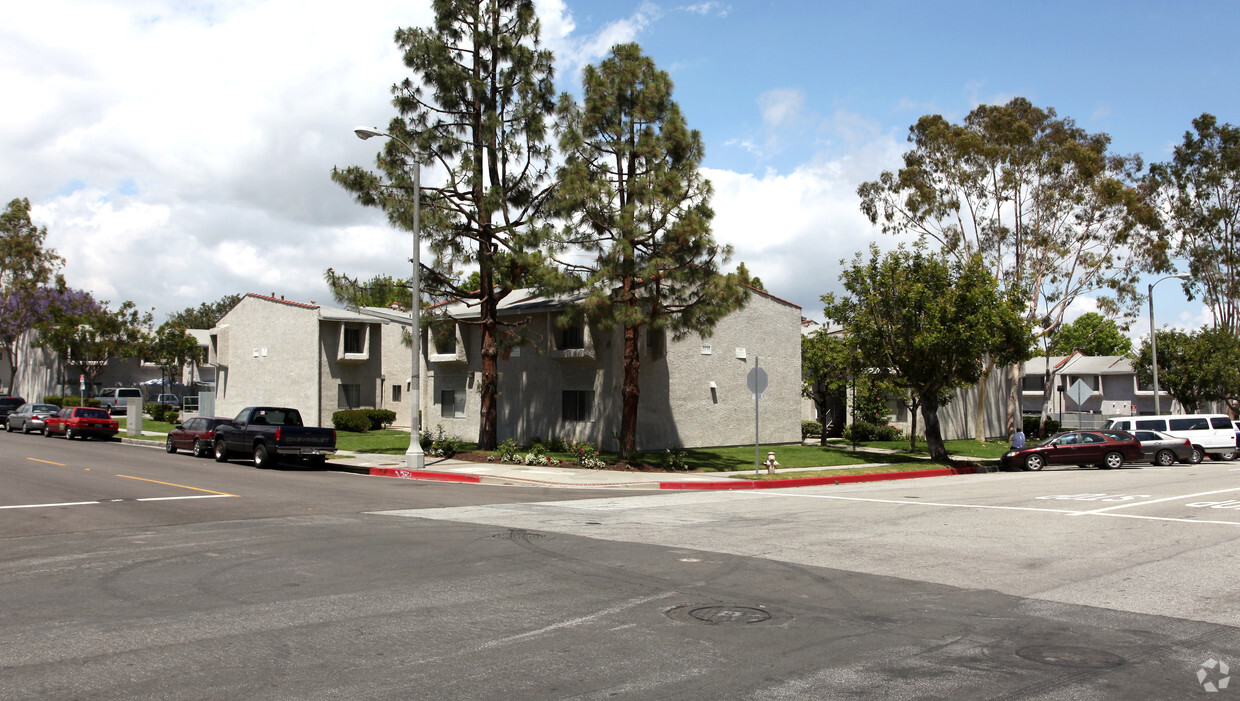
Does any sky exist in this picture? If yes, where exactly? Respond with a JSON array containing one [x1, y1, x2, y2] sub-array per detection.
[[3, 0, 1238, 340]]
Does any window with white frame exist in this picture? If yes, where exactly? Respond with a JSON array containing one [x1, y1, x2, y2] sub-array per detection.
[[1021, 374, 1045, 392], [338, 323, 371, 361], [440, 389, 466, 418]]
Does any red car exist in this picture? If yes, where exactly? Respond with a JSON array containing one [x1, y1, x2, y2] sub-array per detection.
[[1001, 430, 1144, 471], [165, 416, 232, 458], [44, 406, 119, 440]]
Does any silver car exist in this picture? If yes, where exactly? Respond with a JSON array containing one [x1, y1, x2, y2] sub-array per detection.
[[5, 403, 61, 435], [1132, 429, 1196, 466]]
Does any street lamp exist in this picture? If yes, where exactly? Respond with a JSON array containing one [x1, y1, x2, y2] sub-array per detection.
[[1148, 273, 1191, 415], [354, 126, 425, 470]]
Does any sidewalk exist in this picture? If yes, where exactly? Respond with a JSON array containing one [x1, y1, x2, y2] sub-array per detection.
[[329, 449, 991, 490]]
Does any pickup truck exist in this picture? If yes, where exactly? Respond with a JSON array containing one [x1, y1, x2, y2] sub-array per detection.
[[211, 407, 336, 468]]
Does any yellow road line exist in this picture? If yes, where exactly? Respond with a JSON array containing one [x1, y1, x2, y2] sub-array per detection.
[[116, 474, 238, 497], [27, 458, 66, 466]]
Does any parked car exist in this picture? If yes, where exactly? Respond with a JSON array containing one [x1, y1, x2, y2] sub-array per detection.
[[212, 407, 336, 468], [1001, 430, 1144, 471], [155, 393, 181, 409], [1130, 429, 1196, 466], [5, 403, 60, 434], [1104, 414, 1236, 462], [97, 387, 144, 415], [166, 416, 232, 457], [44, 406, 119, 440], [0, 395, 26, 418]]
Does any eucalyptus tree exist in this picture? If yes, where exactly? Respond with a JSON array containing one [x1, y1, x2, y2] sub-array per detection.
[[1134, 326, 1240, 414], [858, 98, 1155, 436], [333, 0, 559, 449], [550, 43, 748, 459], [165, 294, 242, 330], [822, 245, 1033, 460], [1145, 113, 1240, 333], [0, 198, 65, 392]]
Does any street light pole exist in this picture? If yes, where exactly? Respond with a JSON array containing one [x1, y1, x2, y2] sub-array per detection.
[[354, 126, 425, 470], [1148, 273, 1191, 415]]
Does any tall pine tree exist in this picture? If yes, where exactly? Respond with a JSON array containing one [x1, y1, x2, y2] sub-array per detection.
[[551, 43, 748, 459], [333, 0, 558, 449]]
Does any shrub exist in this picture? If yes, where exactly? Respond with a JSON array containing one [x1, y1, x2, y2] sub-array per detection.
[[367, 409, 397, 431], [666, 447, 689, 471], [425, 424, 463, 457], [544, 435, 568, 452], [801, 420, 822, 439], [165, 410, 180, 425], [332, 410, 371, 433], [568, 439, 606, 469], [62, 396, 82, 407], [44, 396, 63, 407], [1022, 416, 1062, 439], [843, 421, 903, 442], [146, 403, 175, 422]]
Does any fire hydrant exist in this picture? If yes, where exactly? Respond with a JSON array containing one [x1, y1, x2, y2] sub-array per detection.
[[763, 451, 780, 475]]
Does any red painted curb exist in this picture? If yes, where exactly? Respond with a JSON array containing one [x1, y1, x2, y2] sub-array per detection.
[[369, 467, 482, 483], [659, 466, 979, 490]]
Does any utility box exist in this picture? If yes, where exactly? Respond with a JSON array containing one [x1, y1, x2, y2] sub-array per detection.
[[126, 396, 144, 436]]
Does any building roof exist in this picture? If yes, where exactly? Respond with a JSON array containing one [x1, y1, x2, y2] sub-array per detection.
[[1023, 352, 1135, 375]]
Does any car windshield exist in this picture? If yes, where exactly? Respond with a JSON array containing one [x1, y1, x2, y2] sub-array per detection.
[[76, 408, 111, 419], [33, 405, 58, 413]]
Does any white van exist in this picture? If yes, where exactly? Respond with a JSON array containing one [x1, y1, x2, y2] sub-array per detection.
[[1104, 414, 1237, 463]]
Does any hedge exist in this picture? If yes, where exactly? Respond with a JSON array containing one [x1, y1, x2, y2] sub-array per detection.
[[45, 396, 102, 408], [332, 409, 397, 433]]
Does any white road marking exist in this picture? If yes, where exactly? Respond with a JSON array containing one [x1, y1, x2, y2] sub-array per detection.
[[1070, 487, 1240, 515], [135, 495, 235, 502], [1, 494, 235, 510], [0, 501, 100, 510]]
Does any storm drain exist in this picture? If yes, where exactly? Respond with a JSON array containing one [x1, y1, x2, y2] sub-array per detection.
[[666, 604, 783, 626], [1016, 645, 1126, 669]]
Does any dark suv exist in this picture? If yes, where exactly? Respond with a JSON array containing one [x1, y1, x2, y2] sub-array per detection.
[[0, 396, 26, 418]]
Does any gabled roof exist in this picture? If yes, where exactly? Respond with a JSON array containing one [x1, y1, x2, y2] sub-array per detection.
[[237, 293, 385, 324]]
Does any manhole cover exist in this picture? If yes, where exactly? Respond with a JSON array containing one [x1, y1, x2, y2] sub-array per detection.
[[1016, 645, 1126, 669], [688, 606, 772, 624]]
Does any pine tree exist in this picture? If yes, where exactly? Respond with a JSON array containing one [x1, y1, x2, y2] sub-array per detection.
[[551, 43, 748, 459], [333, 0, 558, 449]]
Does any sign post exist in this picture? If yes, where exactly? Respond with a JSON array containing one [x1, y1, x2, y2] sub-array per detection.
[[1066, 379, 1094, 428], [747, 359, 769, 475]]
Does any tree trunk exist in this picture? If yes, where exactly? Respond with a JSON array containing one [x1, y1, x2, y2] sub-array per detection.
[[1007, 362, 1022, 438], [920, 394, 948, 461], [974, 356, 992, 442], [619, 324, 640, 460], [476, 294, 499, 451]]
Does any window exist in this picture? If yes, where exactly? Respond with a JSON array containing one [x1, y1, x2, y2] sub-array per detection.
[[343, 327, 364, 355], [646, 328, 665, 358], [1135, 419, 1167, 430], [562, 390, 593, 422], [1170, 417, 1209, 431], [1212, 417, 1233, 430], [557, 324, 585, 351], [432, 324, 457, 354], [338, 383, 362, 409], [1136, 376, 1154, 392], [1021, 374, 1045, 392], [392, 385, 402, 402], [440, 389, 466, 418]]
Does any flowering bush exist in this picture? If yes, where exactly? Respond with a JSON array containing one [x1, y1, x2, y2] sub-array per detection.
[[569, 440, 606, 469], [496, 438, 559, 466]]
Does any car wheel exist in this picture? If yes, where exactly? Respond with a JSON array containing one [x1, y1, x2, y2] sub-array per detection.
[[43, 426, 53, 438], [21, 422, 31, 434], [66, 427, 76, 440], [1219, 450, 1236, 461], [253, 443, 273, 468], [192, 440, 207, 458], [1154, 449, 1177, 467], [1024, 454, 1044, 471], [165, 435, 177, 454], [1102, 451, 1124, 470], [214, 440, 229, 463], [1190, 447, 1204, 464], [4, 421, 12, 433]]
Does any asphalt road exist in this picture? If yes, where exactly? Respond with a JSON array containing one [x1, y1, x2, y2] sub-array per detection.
[[3, 434, 1239, 699]]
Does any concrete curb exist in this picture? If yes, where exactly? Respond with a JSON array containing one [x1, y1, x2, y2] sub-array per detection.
[[357, 462, 982, 490]]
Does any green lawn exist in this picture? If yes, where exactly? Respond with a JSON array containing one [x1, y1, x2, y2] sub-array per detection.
[[335, 430, 434, 454], [850, 438, 1011, 459]]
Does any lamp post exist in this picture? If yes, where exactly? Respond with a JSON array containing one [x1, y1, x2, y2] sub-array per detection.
[[1148, 273, 1191, 415], [354, 126, 424, 470]]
